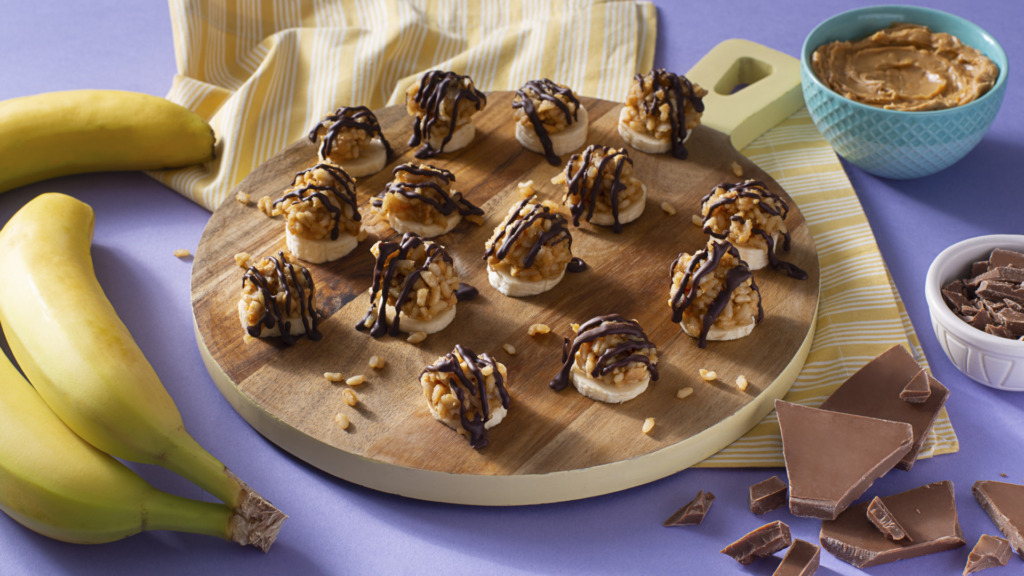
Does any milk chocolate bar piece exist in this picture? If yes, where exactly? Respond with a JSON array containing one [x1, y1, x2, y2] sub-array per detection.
[[963, 534, 1012, 575], [866, 496, 911, 541], [721, 520, 792, 565], [663, 490, 715, 527], [819, 345, 949, 470], [973, 480, 1024, 557], [776, 399, 912, 520], [749, 475, 788, 515], [820, 480, 965, 568], [899, 369, 931, 404], [989, 248, 1024, 268], [773, 539, 820, 576]]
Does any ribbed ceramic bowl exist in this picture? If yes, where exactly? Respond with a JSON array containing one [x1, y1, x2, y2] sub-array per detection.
[[801, 5, 1007, 179], [925, 235, 1024, 391]]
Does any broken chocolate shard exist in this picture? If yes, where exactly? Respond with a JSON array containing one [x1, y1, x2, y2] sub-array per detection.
[[963, 534, 1012, 575], [819, 344, 949, 470], [976, 280, 1024, 305], [820, 480, 965, 569], [776, 399, 912, 520], [750, 475, 788, 515], [972, 260, 990, 276], [899, 370, 931, 404], [773, 539, 820, 576], [969, 265, 1024, 286], [989, 248, 1024, 269], [663, 490, 715, 527], [866, 496, 912, 542], [973, 480, 1024, 558], [721, 520, 792, 565]]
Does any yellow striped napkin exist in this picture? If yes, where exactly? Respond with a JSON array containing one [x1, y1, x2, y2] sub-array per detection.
[[155, 0, 957, 467]]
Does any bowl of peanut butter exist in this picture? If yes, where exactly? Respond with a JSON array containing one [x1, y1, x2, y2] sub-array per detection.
[[801, 5, 1007, 179]]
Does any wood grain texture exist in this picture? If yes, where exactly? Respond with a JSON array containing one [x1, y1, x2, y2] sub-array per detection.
[[192, 92, 819, 497]]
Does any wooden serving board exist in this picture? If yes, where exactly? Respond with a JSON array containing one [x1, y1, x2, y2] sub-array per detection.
[[192, 45, 818, 505]]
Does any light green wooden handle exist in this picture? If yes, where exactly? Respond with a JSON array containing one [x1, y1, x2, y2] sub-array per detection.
[[686, 39, 803, 151]]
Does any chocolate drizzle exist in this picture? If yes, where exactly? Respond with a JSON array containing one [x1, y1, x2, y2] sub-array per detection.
[[422, 344, 510, 449], [356, 233, 455, 338], [512, 79, 582, 166], [633, 69, 705, 160], [562, 145, 634, 233], [484, 195, 573, 271], [373, 163, 482, 219], [567, 257, 587, 273], [274, 163, 360, 241], [308, 106, 393, 160], [549, 314, 658, 391], [669, 241, 763, 348], [408, 70, 486, 158], [242, 251, 321, 344], [701, 180, 807, 279]]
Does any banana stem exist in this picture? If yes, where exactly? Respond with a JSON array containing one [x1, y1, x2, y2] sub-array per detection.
[[144, 495, 234, 541]]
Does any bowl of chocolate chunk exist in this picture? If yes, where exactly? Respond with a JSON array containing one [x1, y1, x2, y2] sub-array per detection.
[[801, 5, 1007, 179], [925, 234, 1024, 391]]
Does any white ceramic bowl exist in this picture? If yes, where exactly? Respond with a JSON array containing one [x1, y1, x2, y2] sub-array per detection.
[[925, 234, 1024, 391]]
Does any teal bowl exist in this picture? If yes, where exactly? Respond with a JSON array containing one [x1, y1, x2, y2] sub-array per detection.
[[801, 5, 1008, 179]]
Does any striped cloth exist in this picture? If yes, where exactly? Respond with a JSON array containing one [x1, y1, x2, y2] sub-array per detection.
[[155, 0, 957, 467]]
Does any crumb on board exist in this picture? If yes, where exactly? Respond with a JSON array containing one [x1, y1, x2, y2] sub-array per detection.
[[335, 412, 350, 430], [407, 331, 427, 344], [735, 375, 749, 391], [642, 417, 656, 435], [368, 355, 386, 370], [660, 201, 676, 216], [173, 249, 191, 258], [346, 374, 366, 387], [699, 368, 718, 382], [324, 372, 344, 383], [342, 388, 358, 407], [528, 323, 551, 336], [677, 387, 694, 400], [503, 343, 517, 355]]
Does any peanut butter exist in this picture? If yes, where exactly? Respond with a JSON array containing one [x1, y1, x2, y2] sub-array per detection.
[[812, 23, 998, 111]]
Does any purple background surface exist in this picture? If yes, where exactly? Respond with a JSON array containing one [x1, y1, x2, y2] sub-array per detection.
[[0, 1, 1021, 574]]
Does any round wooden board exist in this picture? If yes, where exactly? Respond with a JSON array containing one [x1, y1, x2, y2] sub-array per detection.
[[192, 92, 820, 505]]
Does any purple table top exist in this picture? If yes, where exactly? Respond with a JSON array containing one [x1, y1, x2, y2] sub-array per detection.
[[0, 1, 1021, 574]]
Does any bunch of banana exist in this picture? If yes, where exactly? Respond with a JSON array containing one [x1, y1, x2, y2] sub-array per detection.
[[0, 193, 285, 549], [0, 89, 214, 194]]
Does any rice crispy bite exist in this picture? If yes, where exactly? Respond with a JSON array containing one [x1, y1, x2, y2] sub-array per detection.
[[406, 70, 487, 158], [700, 180, 807, 278], [269, 163, 362, 263], [420, 344, 510, 449], [549, 314, 659, 404], [484, 182, 576, 297], [238, 251, 321, 344], [512, 79, 588, 166], [669, 240, 764, 348], [356, 233, 461, 338], [374, 162, 483, 238], [618, 69, 707, 159], [551, 144, 646, 233], [307, 106, 393, 177]]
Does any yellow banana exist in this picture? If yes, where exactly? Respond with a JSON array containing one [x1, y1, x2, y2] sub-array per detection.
[[0, 347, 254, 546], [0, 193, 285, 550], [0, 89, 214, 193]]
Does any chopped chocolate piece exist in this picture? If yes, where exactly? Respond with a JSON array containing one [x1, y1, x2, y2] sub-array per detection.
[[750, 476, 788, 515], [997, 307, 1024, 337], [972, 260, 990, 276], [963, 534, 1012, 575], [969, 265, 1024, 286], [973, 480, 1024, 557], [971, 309, 995, 329], [721, 520, 792, 565], [985, 324, 1013, 338], [663, 490, 715, 527], [1004, 298, 1023, 312], [989, 248, 1024, 269], [899, 370, 931, 404], [820, 480, 965, 568], [866, 496, 912, 542], [976, 280, 1024, 305], [773, 539, 820, 576], [776, 399, 913, 520], [943, 284, 970, 309], [819, 345, 950, 470]]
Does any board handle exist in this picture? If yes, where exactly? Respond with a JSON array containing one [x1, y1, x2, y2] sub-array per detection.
[[686, 39, 803, 151]]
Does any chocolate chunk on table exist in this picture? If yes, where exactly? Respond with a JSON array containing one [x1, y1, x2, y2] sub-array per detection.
[[819, 480, 965, 568], [866, 496, 911, 541], [973, 480, 1024, 558], [663, 489, 715, 527], [819, 344, 949, 470], [963, 534, 1012, 575], [773, 539, 820, 576], [749, 475, 788, 515], [899, 369, 931, 404], [776, 399, 912, 520], [721, 520, 792, 565]]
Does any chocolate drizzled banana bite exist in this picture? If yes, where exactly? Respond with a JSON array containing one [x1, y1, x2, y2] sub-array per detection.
[[551, 144, 646, 233], [238, 251, 321, 344], [406, 70, 487, 158], [374, 162, 482, 239], [619, 69, 707, 159], [512, 79, 588, 166], [308, 106, 393, 177], [420, 344, 510, 449], [270, 163, 362, 263]]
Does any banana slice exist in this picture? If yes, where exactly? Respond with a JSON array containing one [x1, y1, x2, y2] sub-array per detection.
[[680, 316, 757, 342], [387, 210, 461, 239], [617, 107, 692, 154], [428, 402, 507, 431], [237, 302, 310, 339], [327, 138, 387, 178], [516, 105, 589, 157], [425, 122, 476, 155], [734, 232, 778, 271], [285, 230, 358, 264], [570, 363, 650, 404], [384, 302, 456, 335], [584, 185, 647, 227], [487, 267, 566, 297]]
